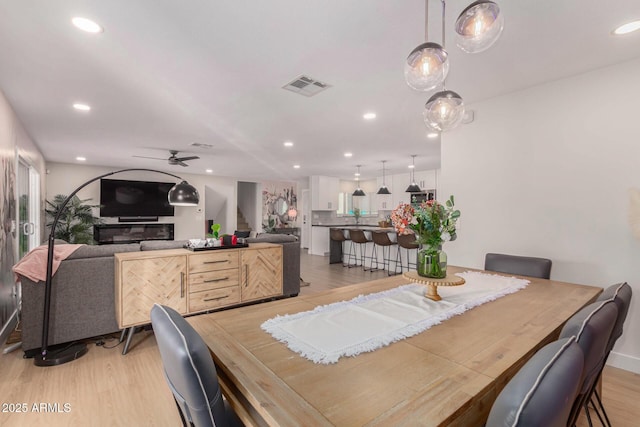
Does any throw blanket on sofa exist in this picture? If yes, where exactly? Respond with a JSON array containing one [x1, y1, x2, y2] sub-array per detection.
[[261, 271, 530, 364], [12, 244, 83, 282]]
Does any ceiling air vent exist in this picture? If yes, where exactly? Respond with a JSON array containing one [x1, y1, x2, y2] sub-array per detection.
[[282, 75, 331, 97], [190, 142, 213, 149]]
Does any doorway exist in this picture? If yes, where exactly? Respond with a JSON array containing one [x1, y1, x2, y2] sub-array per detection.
[[18, 158, 40, 258]]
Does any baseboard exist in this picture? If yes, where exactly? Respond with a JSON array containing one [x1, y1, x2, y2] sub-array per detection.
[[0, 308, 19, 346], [606, 351, 640, 374]]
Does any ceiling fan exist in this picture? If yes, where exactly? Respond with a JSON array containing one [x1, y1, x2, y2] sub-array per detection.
[[133, 150, 200, 167]]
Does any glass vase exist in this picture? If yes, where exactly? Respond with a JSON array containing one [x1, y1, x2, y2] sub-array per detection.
[[417, 245, 447, 278]]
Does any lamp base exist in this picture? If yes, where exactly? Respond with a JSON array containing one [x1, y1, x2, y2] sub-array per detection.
[[33, 342, 88, 367]]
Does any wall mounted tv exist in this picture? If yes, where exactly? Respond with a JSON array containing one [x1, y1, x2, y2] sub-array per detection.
[[100, 179, 175, 218]]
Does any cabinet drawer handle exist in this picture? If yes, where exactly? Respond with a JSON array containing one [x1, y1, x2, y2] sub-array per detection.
[[180, 272, 185, 298], [204, 277, 229, 283], [204, 260, 228, 264], [244, 265, 249, 287], [203, 295, 228, 302]]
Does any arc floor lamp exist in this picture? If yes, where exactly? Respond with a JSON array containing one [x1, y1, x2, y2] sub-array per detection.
[[36, 168, 199, 367]]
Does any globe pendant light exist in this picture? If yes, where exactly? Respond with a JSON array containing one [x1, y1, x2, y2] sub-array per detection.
[[455, 1, 504, 53], [404, 0, 449, 91], [424, 90, 465, 132], [353, 165, 365, 196], [406, 155, 422, 193], [405, 42, 449, 92], [377, 160, 391, 195]]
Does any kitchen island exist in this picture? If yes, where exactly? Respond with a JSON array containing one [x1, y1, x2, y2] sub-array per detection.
[[312, 225, 396, 265]]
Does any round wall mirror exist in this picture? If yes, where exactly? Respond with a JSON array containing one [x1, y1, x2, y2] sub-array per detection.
[[274, 197, 288, 216]]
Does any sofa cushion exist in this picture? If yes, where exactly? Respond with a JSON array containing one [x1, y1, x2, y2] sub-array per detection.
[[67, 243, 141, 259], [140, 240, 189, 251]]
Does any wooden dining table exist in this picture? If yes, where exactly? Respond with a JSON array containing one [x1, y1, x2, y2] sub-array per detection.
[[187, 265, 602, 427]]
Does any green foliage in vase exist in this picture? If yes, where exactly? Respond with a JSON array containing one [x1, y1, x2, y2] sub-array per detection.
[[391, 195, 461, 249], [45, 194, 102, 244]]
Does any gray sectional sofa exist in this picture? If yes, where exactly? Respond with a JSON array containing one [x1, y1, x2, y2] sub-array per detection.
[[21, 235, 300, 355]]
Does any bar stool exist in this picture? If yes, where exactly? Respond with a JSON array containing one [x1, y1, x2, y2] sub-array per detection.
[[397, 233, 419, 272], [347, 229, 372, 270], [371, 231, 401, 275], [330, 228, 350, 267]]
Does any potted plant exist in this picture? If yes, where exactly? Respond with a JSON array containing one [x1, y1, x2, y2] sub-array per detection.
[[45, 194, 102, 244], [353, 208, 361, 225], [390, 195, 461, 278]]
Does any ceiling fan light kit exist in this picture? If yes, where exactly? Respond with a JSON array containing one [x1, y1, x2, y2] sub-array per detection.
[[406, 0, 503, 132], [134, 150, 200, 167]]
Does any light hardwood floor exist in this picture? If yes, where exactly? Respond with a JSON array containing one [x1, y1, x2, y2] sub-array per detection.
[[1, 250, 638, 426]]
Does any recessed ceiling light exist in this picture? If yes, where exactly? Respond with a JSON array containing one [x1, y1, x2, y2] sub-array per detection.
[[73, 103, 91, 111], [71, 17, 103, 33], [363, 112, 377, 120], [293, 164, 301, 169], [613, 20, 640, 35], [427, 132, 439, 138], [206, 169, 213, 173], [76, 156, 86, 161], [344, 152, 353, 158], [283, 141, 294, 147]]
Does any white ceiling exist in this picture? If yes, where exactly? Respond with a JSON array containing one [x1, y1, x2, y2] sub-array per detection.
[[1, 1, 639, 181]]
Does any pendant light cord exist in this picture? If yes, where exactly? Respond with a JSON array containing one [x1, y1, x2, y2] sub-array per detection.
[[441, 0, 446, 48], [424, 0, 429, 41], [411, 155, 417, 182], [441, 0, 447, 90]]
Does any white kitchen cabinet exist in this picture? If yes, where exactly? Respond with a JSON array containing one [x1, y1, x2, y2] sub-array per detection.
[[414, 169, 438, 192], [391, 172, 411, 208], [311, 175, 339, 210], [375, 175, 393, 211]]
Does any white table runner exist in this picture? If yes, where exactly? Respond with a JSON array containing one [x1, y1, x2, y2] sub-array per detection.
[[261, 271, 530, 364]]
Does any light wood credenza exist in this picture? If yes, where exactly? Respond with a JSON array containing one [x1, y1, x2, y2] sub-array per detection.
[[114, 242, 282, 353]]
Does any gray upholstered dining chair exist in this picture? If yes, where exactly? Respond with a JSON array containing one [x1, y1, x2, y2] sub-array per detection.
[[558, 300, 618, 427], [484, 253, 552, 279], [587, 282, 633, 426], [485, 336, 584, 427], [150, 304, 243, 427]]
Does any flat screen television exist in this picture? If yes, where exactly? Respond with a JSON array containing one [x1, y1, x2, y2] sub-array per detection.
[[100, 179, 175, 218]]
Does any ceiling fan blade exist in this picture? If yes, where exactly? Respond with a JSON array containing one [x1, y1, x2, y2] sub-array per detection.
[[177, 160, 188, 167], [175, 156, 199, 162], [132, 155, 166, 160]]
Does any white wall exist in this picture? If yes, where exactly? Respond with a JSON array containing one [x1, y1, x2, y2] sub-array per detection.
[[204, 185, 231, 233], [46, 162, 237, 241], [441, 58, 640, 373]]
